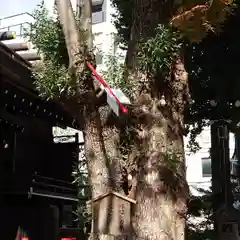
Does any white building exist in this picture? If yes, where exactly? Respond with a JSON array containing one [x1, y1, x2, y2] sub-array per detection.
[[0, 0, 119, 67], [44, 0, 119, 70], [185, 127, 235, 195], [0, 0, 237, 196]]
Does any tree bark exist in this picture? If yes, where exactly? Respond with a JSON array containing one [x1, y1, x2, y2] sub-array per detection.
[[81, 0, 94, 49], [56, 1, 125, 239], [55, 0, 85, 71], [56, 0, 109, 211], [99, 106, 125, 193], [126, 0, 189, 239], [80, 1, 123, 196]]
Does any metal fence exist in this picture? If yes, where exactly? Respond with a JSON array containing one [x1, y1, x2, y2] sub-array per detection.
[[0, 12, 33, 38], [0, 22, 31, 38]]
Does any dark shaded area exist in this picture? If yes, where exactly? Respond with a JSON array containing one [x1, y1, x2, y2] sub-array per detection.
[[0, 41, 79, 129], [185, 3, 240, 123], [187, 191, 215, 240], [0, 37, 87, 238]]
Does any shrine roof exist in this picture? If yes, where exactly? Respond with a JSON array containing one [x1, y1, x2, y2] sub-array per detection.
[[0, 41, 80, 129]]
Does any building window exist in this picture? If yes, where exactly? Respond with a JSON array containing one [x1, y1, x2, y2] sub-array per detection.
[[95, 52, 103, 65], [92, 4, 104, 24], [202, 157, 240, 178], [92, 4, 102, 13], [202, 157, 211, 177], [76, 0, 105, 24]]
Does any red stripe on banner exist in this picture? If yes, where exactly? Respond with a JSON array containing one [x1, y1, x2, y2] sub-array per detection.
[[87, 63, 128, 114]]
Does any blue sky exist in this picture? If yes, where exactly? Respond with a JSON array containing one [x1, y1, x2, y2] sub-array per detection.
[[0, 0, 41, 17]]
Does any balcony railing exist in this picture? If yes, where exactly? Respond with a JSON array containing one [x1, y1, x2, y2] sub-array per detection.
[[0, 12, 33, 26], [0, 12, 33, 38], [29, 174, 79, 201], [0, 22, 31, 38]]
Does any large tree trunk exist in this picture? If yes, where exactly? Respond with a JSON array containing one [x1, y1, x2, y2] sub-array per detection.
[[126, 0, 189, 239], [56, 1, 125, 239]]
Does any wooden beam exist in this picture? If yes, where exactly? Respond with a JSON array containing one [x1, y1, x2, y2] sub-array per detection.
[[0, 64, 34, 90], [16, 50, 41, 61], [0, 41, 31, 68], [2, 41, 29, 51]]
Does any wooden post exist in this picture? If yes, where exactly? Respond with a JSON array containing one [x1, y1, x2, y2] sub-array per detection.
[[211, 121, 225, 230]]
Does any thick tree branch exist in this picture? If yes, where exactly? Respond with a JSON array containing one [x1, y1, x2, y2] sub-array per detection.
[[82, 0, 93, 50], [55, 0, 85, 72]]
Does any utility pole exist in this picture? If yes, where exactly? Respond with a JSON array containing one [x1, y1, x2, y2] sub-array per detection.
[[211, 121, 226, 219], [211, 120, 240, 239]]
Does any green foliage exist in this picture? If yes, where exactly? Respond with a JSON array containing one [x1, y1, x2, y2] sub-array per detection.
[[101, 53, 133, 98], [32, 60, 74, 99], [25, 2, 69, 66], [138, 24, 182, 77], [111, 0, 235, 46], [187, 190, 214, 240], [24, 1, 76, 100], [185, 120, 209, 153], [72, 162, 91, 229]]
